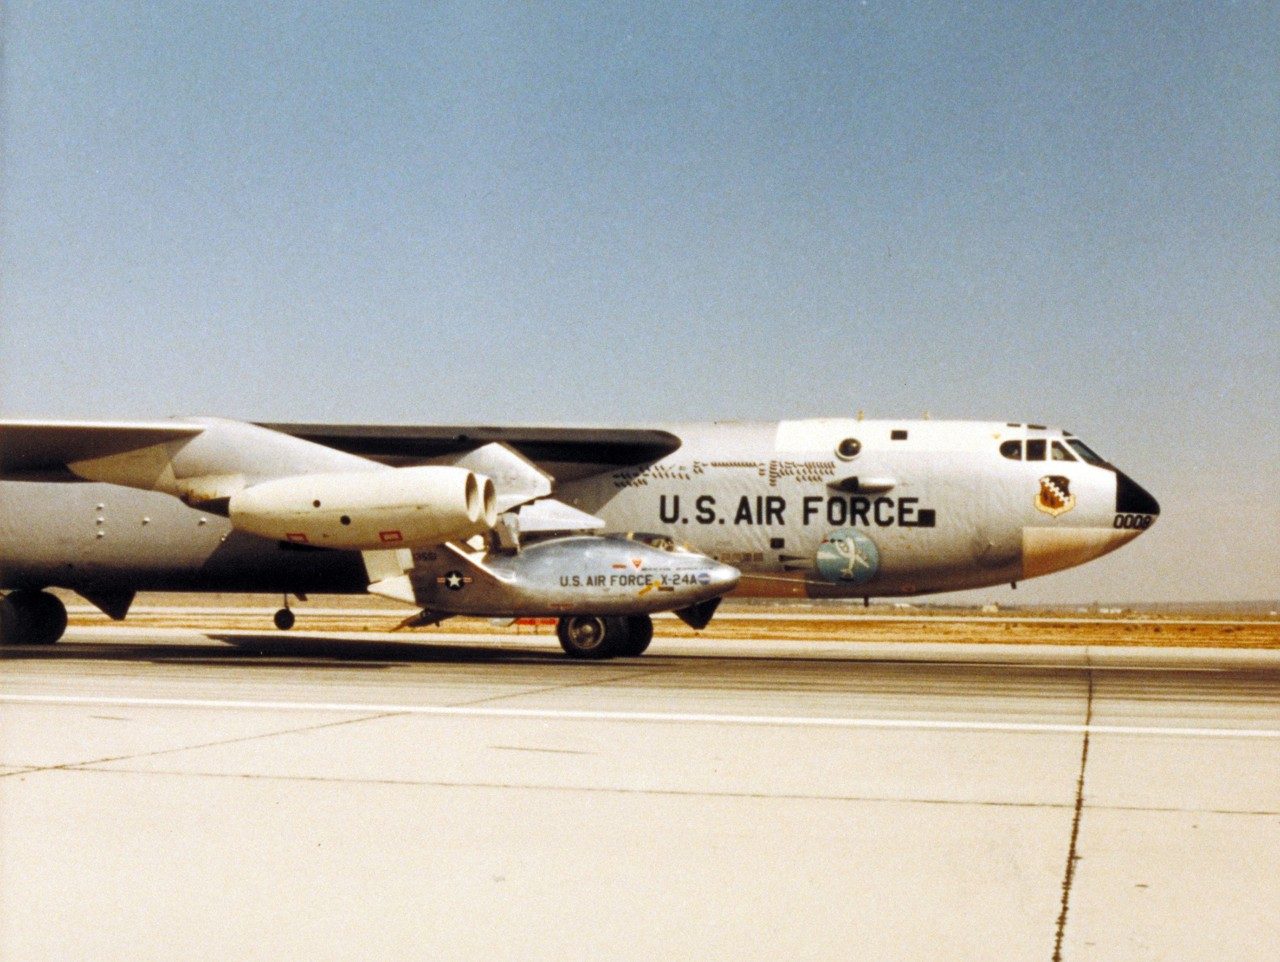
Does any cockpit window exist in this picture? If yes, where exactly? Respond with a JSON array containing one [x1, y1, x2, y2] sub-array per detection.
[[1051, 441, 1076, 461], [1066, 439, 1108, 466], [1026, 439, 1047, 461], [612, 532, 694, 554], [999, 440, 1022, 460]]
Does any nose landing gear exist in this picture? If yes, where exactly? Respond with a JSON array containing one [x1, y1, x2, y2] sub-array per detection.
[[273, 592, 304, 631]]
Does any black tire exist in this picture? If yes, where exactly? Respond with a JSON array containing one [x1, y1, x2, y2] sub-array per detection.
[[557, 615, 625, 659], [616, 615, 654, 656], [4, 590, 67, 644], [273, 608, 296, 631], [33, 592, 68, 644]]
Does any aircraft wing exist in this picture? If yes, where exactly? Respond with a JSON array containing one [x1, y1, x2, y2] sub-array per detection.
[[0, 416, 611, 532], [257, 423, 683, 480], [0, 420, 204, 475], [0, 417, 646, 605]]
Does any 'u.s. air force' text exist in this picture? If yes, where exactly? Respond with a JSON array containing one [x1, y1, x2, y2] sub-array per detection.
[[560, 572, 710, 588], [658, 494, 937, 528]]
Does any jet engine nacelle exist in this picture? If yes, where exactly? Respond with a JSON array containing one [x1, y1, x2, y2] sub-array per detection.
[[228, 466, 497, 550]]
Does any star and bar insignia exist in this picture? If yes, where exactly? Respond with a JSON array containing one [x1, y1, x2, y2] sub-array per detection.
[[437, 570, 472, 591]]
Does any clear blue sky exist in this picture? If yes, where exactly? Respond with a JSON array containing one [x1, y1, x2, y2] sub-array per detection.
[[3, 2, 1277, 602]]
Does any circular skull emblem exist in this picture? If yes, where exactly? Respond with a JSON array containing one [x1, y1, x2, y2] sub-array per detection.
[[815, 528, 880, 585]]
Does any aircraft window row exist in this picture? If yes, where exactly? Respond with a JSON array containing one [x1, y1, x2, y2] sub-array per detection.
[[1066, 438, 1109, 466], [999, 439, 1078, 462]]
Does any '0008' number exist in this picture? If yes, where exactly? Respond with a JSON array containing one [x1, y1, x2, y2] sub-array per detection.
[[1113, 514, 1154, 530]]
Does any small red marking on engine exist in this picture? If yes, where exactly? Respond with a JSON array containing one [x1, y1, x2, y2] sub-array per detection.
[[379, 530, 404, 543], [285, 533, 309, 544]]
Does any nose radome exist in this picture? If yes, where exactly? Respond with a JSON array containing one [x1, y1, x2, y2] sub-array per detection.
[[1116, 471, 1160, 518], [708, 561, 741, 592]]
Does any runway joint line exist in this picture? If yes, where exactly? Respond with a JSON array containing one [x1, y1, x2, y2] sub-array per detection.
[[1053, 671, 1093, 960]]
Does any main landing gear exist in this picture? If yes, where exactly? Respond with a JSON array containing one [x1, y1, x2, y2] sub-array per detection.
[[0, 590, 69, 645], [556, 614, 653, 659]]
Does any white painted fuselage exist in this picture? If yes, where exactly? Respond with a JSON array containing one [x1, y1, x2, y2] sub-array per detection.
[[559, 419, 1157, 597]]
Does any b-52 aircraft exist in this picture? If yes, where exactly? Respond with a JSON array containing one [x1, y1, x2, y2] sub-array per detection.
[[0, 416, 1158, 658]]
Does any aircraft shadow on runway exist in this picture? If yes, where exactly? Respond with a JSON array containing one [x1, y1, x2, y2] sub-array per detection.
[[0, 635, 574, 668], [7, 640, 1275, 707]]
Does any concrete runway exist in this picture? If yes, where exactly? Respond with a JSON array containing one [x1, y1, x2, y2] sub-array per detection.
[[3, 626, 1278, 961]]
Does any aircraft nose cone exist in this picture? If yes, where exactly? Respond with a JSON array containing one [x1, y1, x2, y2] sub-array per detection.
[[708, 561, 741, 593], [1115, 471, 1160, 519]]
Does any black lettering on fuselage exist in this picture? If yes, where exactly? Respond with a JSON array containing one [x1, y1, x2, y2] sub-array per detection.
[[610, 573, 646, 586], [898, 497, 917, 527], [827, 497, 847, 525], [819, 495, 939, 529], [764, 496, 785, 526], [873, 497, 894, 526], [659, 495, 680, 524], [729, 495, 787, 526], [803, 496, 822, 524], [659, 492, 936, 529], [850, 497, 870, 526]]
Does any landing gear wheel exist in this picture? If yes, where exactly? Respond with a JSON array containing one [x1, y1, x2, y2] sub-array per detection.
[[273, 607, 295, 631], [2, 590, 68, 645], [557, 615, 625, 659], [616, 615, 654, 657]]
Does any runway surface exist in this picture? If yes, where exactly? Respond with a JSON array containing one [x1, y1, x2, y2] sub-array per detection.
[[3, 626, 1279, 961]]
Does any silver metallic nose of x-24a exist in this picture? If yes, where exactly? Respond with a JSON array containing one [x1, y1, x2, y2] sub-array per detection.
[[706, 559, 742, 594]]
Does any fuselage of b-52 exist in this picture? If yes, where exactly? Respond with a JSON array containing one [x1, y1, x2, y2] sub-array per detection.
[[0, 416, 1158, 655]]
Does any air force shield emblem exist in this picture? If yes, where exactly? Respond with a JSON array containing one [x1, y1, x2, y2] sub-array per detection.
[[1035, 475, 1076, 517]]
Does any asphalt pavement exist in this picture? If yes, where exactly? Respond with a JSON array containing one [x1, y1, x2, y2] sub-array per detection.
[[2, 626, 1278, 961]]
